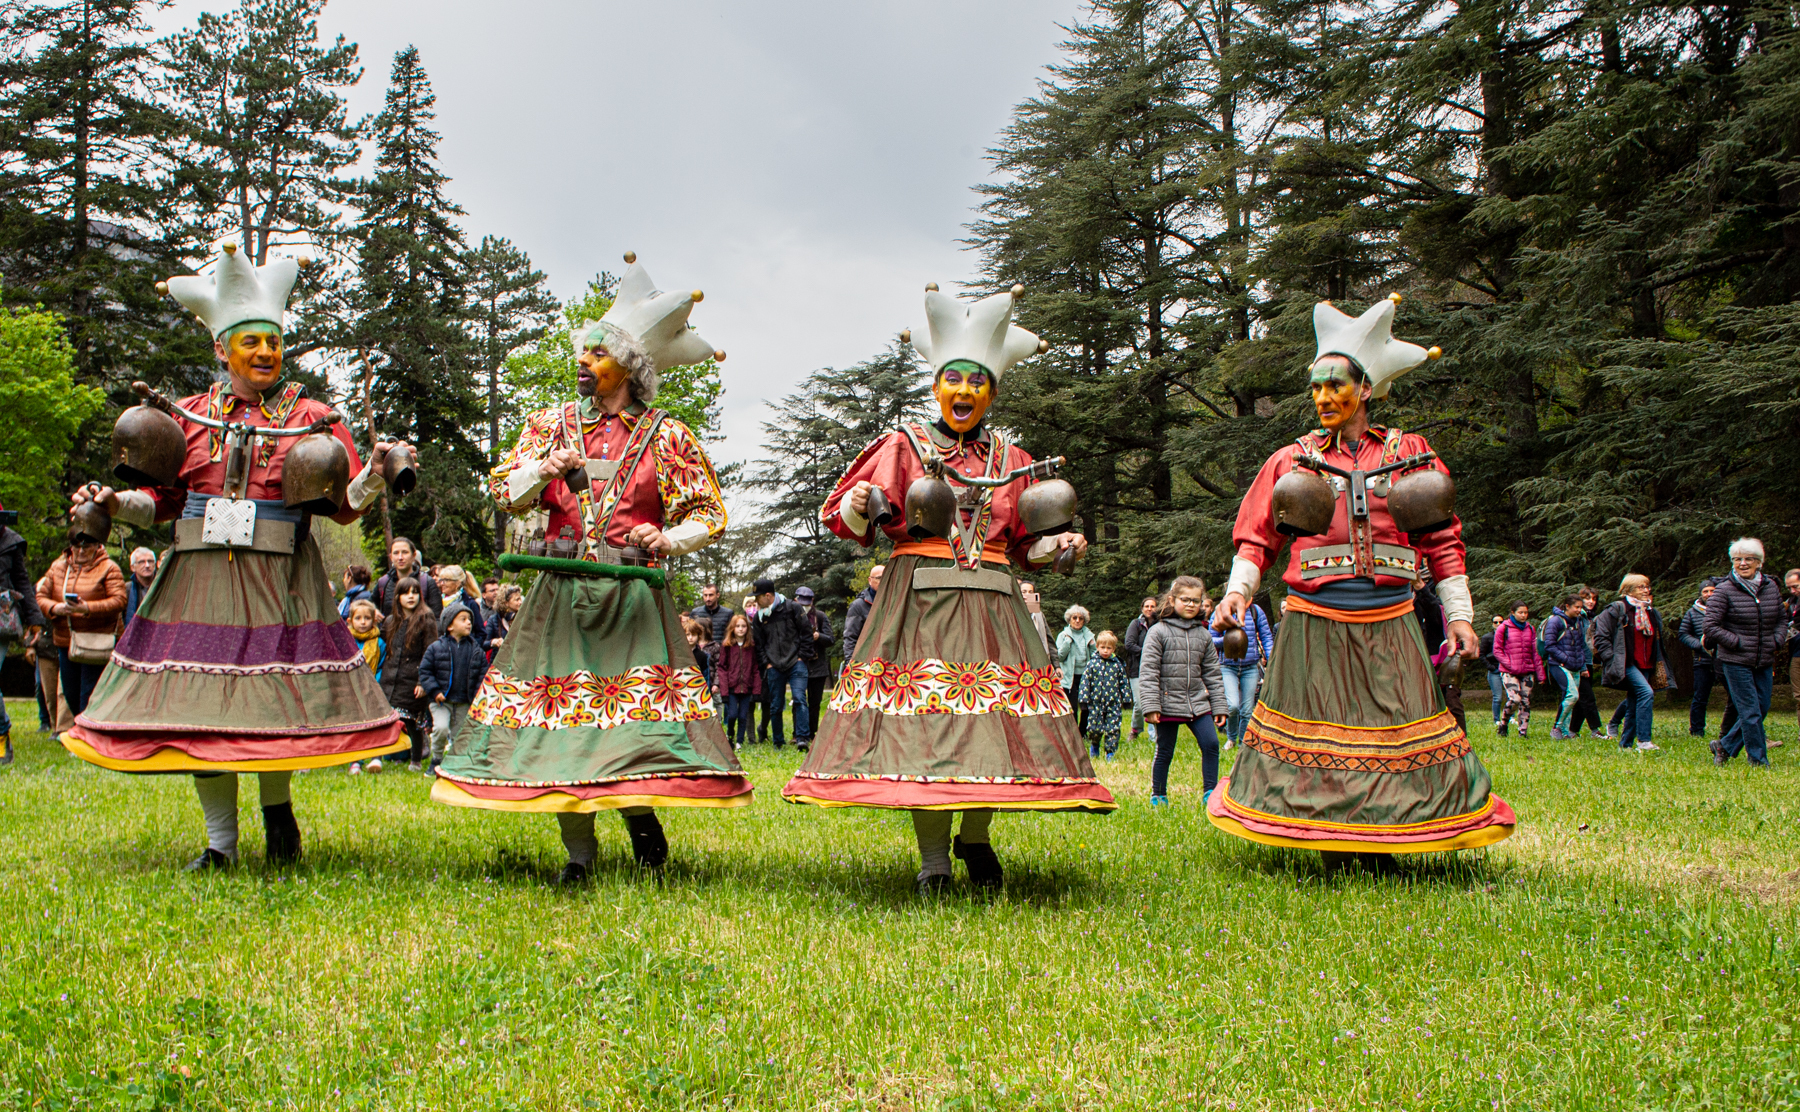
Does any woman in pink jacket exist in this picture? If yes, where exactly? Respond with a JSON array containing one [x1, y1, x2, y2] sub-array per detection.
[[1493, 602, 1547, 737]]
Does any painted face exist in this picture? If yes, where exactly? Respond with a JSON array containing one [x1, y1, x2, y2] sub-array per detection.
[[934, 360, 993, 434], [1309, 355, 1369, 432], [577, 333, 629, 399], [214, 323, 283, 395]]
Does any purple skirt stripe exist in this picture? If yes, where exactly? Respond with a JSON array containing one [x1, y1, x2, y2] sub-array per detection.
[[115, 616, 361, 671]]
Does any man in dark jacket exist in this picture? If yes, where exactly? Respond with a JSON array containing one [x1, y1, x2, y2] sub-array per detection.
[[1704, 538, 1785, 767], [688, 584, 734, 652], [1677, 579, 1736, 739], [840, 565, 882, 664], [123, 547, 158, 627], [794, 586, 836, 750], [0, 510, 47, 764], [1121, 596, 1157, 741], [373, 536, 443, 616], [752, 577, 816, 750]]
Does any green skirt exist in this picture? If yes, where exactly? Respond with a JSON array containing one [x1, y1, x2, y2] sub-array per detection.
[[1207, 599, 1515, 852], [431, 570, 751, 812]]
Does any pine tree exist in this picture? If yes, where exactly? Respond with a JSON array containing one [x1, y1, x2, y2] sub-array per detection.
[[157, 0, 362, 272], [743, 343, 931, 608], [342, 45, 481, 562], [464, 234, 556, 555], [0, 0, 205, 392]]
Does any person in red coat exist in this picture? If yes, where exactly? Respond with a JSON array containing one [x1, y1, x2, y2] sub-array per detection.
[[1207, 296, 1514, 861], [782, 284, 1114, 894], [66, 241, 409, 870]]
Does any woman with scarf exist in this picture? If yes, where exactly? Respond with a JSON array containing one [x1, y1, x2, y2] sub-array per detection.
[[783, 284, 1113, 894], [1592, 574, 1665, 752]]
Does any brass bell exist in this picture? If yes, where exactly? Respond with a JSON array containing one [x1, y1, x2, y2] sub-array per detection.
[[68, 493, 112, 545], [382, 443, 417, 497], [111, 404, 187, 488], [1220, 626, 1249, 661], [282, 433, 351, 515], [903, 475, 957, 540], [1018, 477, 1078, 537], [1388, 468, 1456, 535], [1436, 651, 1465, 689], [1272, 469, 1335, 537]]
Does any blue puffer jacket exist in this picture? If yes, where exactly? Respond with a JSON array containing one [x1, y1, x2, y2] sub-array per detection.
[[1540, 611, 1587, 671], [419, 630, 489, 703]]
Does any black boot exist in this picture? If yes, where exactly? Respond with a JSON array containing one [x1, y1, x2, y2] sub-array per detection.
[[557, 861, 589, 886], [183, 848, 233, 872], [953, 836, 1003, 890], [916, 873, 951, 896], [262, 803, 302, 866], [623, 811, 668, 871]]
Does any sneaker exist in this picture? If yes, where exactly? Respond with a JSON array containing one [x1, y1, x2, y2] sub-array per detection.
[[1089, 745, 1100, 758], [347, 762, 362, 775], [1635, 741, 1660, 752], [1104, 751, 1116, 762], [408, 760, 421, 773], [365, 758, 384, 774], [1518, 729, 1528, 739], [1150, 794, 1169, 807], [1222, 741, 1235, 750], [1201, 788, 1214, 807], [1496, 722, 1507, 736], [1710, 740, 1728, 766]]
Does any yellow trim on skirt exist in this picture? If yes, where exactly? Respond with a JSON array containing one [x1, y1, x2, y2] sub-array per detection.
[[1206, 809, 1514, 853], [430, 777, 753, 813], [61, 732, 407, 773]]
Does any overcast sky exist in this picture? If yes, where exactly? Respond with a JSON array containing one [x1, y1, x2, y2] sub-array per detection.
[[158, 0, 1089, 476]]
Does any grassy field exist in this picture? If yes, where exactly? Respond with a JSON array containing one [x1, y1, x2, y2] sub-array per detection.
[[1, 695, 1797, 1111]]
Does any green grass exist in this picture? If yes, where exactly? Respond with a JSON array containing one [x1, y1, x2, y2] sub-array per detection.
[[1, 696, 1797, 1110]]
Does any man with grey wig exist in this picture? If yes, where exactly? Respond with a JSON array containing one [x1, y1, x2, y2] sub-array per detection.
[[1704, 537, 1784, 767]]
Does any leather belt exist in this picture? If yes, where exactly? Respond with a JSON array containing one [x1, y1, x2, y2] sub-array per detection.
[[172, 516, 297, 555], [911, 566, 1015, 594]]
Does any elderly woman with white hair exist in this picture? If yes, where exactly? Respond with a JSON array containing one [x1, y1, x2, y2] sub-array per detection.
[[1056, 603, 1097, 733], [1703, 537, 1784, 767]]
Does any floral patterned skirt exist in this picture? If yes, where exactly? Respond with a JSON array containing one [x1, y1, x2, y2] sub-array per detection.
[[781, 554, 1115, 812], [431, 569, 751, 813]]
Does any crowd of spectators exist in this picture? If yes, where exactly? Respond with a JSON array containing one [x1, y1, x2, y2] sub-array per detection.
[[4, 514, 1792, 778]]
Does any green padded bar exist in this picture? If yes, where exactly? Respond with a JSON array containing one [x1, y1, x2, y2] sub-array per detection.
[[497, 552, 666, 590]]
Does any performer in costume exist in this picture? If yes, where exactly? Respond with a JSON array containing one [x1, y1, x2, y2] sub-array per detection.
[[432, 254, 747, 881], [65, 242, 409, 869], [782, 284, 1115, 894], [1207, 296, 1515, 857]]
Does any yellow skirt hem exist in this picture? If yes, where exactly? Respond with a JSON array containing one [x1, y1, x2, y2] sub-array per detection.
[[1207, 809, 1514, 854], [61, 733, 407, 773]]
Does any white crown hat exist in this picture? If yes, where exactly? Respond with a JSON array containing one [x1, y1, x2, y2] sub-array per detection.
[[1312, 296, 1438, 399], [572, 254, 720, 372], [907, 284, 1045, 382], [162, 242, 302, 338]]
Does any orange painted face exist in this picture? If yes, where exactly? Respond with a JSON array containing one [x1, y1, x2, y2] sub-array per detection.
[[934, 360, 993, 434], [214, 323, 283, 395], [576, 344, 628, 398], [1309, 355, 1370, 432]]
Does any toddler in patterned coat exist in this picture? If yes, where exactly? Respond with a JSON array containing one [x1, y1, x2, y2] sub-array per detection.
[[1079, 631, 1131, 759]]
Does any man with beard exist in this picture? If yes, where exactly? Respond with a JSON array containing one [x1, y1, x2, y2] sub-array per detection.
[[432, 254, 747, 880]]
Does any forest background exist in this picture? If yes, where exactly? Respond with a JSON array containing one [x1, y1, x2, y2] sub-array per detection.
[[4, 0, 1799, 635]]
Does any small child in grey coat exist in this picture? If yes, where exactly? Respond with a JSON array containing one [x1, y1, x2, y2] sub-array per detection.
[[1139, 575, 1228, 805]]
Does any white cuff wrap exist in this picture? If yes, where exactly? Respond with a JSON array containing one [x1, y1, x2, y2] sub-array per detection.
[[1435, 574, 1473, 625], [1224, 556, 1262, 604], [505, 466, 552, 511], [345, 462, 385, 512], [661, 520, 712, 557], [113, 489, 156, 529], [838, 496, 870, 539]]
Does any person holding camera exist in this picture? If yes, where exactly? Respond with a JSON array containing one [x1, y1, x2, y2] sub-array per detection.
[[33, 532, 126, 724]]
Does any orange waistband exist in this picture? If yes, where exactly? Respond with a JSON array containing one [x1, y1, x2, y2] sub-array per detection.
[[891, 540, 1011, 566], [1285, 594, 1415, 624]]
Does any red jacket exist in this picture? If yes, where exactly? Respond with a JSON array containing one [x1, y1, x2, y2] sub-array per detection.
[[714, 642, 762, 695], [822, 423, 1047, 568], [135, 383, 367, 525], [1232, 426, 1466, 595]]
